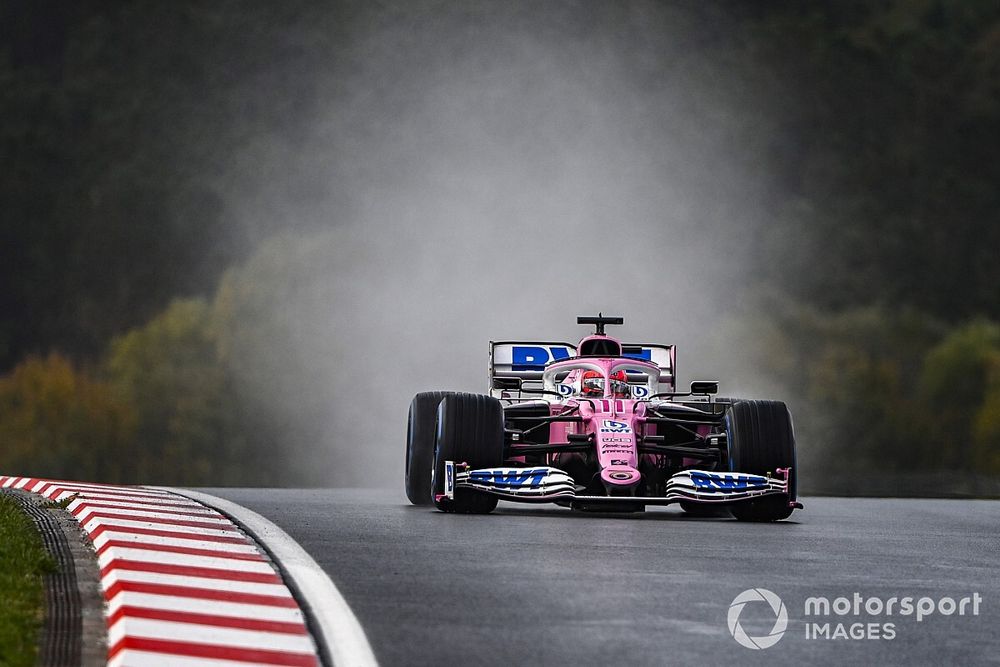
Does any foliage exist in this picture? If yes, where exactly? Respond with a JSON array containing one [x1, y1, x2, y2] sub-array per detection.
[[101, 286, 333, 486], [918, 321, 1000, 471], [2, 1, 998, 370], [745, 1, 1000, 320], [0, 2, 997, 488], [0, 493, 57, 667], [105, 299, 227, 484], [0, 240, 342, 486], [0, 354, 135, 481], [0, 1, 323, 369], [100, 241, 344, 486], [211, 235, 344, 486], [743, 305, 1000, 486]]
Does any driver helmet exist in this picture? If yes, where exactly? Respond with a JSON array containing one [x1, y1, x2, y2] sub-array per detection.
[[581, 370, 604, 396], [580, 370, 630, 397], [609, 370, 629, 398]]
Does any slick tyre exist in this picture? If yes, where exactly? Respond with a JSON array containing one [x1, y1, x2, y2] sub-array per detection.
[[725, 400, 797, 522], [406, 391, 454, 505], [433, 393, 504, 514], [714, 396, 749, 406]]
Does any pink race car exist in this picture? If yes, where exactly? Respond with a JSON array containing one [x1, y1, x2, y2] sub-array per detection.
[[405, 316, 801, 521]]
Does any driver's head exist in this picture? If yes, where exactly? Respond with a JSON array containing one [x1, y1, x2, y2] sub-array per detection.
[[581, 370, 604, 396], [610, 370, 629, 398]]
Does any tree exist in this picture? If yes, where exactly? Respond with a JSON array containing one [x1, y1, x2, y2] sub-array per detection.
[[104, 298, 230, 484], [0, 354, 134, 481], [919, 321, 1000, 471]]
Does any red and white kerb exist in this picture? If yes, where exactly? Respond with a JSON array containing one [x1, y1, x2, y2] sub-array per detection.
[[0, 476, 320, 667]]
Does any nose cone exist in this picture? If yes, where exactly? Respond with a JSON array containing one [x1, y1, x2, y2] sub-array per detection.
[[601, 466, 640, 493]]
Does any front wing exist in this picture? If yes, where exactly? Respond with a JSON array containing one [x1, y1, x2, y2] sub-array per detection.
[[443, 461, 795, 508]]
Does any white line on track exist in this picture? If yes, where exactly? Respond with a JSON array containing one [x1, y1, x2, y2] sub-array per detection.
[[159, 487, 379, 667]]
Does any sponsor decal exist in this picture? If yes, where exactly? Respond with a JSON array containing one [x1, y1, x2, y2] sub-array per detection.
[[511, 346, 571, 371], [632, 385, 650, 398], [507, 345, 654, 371], [469, 468, 549, 489], [444, 460, 455, 499], [622, 349, 652, 362], [611, 459, 629, 466], [557, 383, 573, 397], [691, 471, 766, 491], [603, 436, 632, 443], [600, 419, 631, 433]]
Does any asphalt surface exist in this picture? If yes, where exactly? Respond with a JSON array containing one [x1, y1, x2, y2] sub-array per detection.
[[199, 490, 1000, 666]]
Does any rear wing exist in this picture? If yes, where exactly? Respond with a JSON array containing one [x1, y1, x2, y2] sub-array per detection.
[[621, 344, 675, 387], [490, 341, 577, 385], [489, 341, 676, 397]]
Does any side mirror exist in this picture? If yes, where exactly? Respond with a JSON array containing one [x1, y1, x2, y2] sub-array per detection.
[[492, 377, 522, 391], [690, 381, 719, 395]]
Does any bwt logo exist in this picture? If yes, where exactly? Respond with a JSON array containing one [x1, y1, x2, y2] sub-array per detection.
[[510, 345, 653, 370], [728, 588, 788, 650], [470, 469, 548, 489], [600, 420, 630, 433], [511, 346, 571, 370], [691, 472, 765, 491]]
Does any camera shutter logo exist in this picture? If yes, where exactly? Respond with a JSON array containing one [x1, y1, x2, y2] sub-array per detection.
[[727, 588, 788, 649]]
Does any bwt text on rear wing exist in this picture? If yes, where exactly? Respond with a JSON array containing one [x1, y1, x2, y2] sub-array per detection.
[[488, 341, 676, 397]]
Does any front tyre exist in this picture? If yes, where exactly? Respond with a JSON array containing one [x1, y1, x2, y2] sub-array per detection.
[[433, 393, 504, 514], [725, 400, 797, 522], [405, 391, 454, 505]]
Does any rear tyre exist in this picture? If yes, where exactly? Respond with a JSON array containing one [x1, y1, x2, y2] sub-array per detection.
[[433, 393, 504, 514], [725, 400, 797, 522], [405, 391, 454, 505], [714, 396, 749, 406]]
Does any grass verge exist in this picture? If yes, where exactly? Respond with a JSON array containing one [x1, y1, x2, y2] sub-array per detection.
[[0, 492, 56, 667]]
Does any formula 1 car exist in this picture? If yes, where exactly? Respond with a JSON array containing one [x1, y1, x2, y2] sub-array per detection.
[[405, 316, 801, 521]]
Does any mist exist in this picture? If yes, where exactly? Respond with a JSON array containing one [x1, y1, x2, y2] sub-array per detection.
[[3, 1, 996, 494], [207, 2, 784, 487]]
